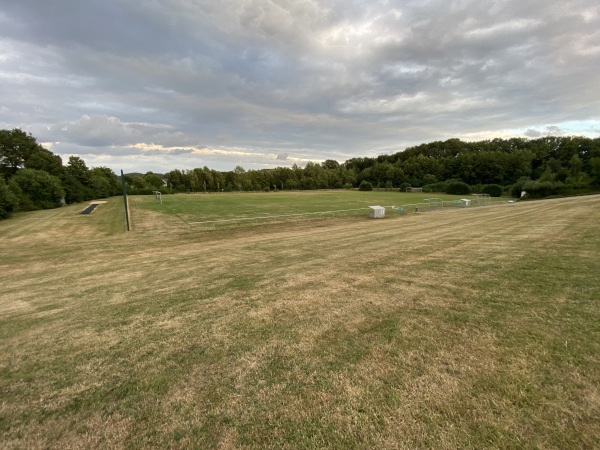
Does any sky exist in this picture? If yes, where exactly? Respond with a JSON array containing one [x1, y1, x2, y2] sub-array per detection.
[[1, 0, 599, 173]]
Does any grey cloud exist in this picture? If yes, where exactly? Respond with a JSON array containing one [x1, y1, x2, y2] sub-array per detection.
[[524, 125, 569, 138], [524, 128, 542, 138], [50, 143, 141, 160], [1, 0, 599, 173], [140, 148, 196, 157], [545, 125, 565, 135], [39, 115, 192, 148], [275, 153, 288, 160]]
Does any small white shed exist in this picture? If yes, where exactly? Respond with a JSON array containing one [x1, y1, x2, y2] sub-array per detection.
[[460, 199, 471, 207], [369, 205, 386, 218]]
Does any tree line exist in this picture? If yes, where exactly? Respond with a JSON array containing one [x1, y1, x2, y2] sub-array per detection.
[[164, 136, 600, 198], [2, 128, 600, 220]]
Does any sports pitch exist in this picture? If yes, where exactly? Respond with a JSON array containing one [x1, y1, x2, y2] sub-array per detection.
[[131, 190, 490, 229], [1, 192, 599, 448]]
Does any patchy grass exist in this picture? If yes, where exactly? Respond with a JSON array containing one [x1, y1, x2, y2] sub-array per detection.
[[0, 195, 599, 449]]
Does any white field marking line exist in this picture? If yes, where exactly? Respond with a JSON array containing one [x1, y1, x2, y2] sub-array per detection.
[[188, 208, 371, 225], [397, 203, 433, 209]]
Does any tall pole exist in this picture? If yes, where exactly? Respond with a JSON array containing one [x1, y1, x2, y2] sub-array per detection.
[[121, 170, 130, 231]]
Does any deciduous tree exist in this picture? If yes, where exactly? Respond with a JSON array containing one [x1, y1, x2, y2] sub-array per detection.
[[9, 168, 64, 210], [0, 129, 43, 179], [0, 177, 17, 219]]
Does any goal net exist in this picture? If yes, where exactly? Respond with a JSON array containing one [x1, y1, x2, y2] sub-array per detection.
[[424, 198, 444, 210], [406, 186, 423, 193], [473, 193, 491, 206]]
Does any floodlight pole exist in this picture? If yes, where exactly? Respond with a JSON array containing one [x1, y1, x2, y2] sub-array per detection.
[[121, 170, 130, 231]]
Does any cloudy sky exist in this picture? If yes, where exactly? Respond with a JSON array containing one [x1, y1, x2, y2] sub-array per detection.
[[1, 0, 599, 173]]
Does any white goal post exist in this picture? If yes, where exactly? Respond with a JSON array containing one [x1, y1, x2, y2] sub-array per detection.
[[473, 193, 491, 206], [424, 198, 444, 210], [406, 186, 423, 193]]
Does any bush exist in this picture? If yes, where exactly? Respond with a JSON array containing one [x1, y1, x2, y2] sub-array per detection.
[[423, 181, 448, 193], [482, 184, 503, 197], [358, 181, 373, 191], [510, 177, 530, 198], [445, 180, 471, 195], [521, 180, 561, 198], [343, 183, 353, 189]]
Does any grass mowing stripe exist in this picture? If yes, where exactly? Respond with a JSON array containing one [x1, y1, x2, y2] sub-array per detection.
[[0, 194, 599, 448]]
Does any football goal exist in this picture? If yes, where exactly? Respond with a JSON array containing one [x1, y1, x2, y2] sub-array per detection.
[[424, 198, 444, 210], [406, 186, 423, 193], [473, 193, 491, 206]]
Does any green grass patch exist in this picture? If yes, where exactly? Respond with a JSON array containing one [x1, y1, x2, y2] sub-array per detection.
[[131, 190, 482, 223]]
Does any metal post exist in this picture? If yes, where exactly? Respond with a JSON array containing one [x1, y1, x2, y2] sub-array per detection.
[[120, 170, 130, 231]]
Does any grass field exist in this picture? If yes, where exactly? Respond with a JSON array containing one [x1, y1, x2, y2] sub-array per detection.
[[1, 193, 599, 449], [131, 190, 492, 229]]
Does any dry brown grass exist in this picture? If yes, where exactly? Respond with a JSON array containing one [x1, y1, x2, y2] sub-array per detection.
[[1, 194, 599, 448]]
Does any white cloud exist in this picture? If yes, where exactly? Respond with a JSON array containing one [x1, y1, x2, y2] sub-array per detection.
[[465, 19, 543, 39]]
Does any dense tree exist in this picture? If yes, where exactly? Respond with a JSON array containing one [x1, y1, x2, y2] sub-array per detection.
[[203, 137, 600, 198], [144, 171, 164, 189], [566, 154, 590, 188], [130, 176, 147, 190], [24, 148, 63, 177], [0, 129, 130, 219], [66, 156, 91, 185], [0, 129, 44, 179], [344, 157, 375, 172], [590, 158, 600, 186], [62, 156, 93, 202], [166, 169, 191, 191], [9, 168, 64, 210], [61, 171, 87, 203], [90, 167, 120, 198], [568, 154, 583, 178], [322, 159, 340, 170], [0, 177, 17, 218]]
